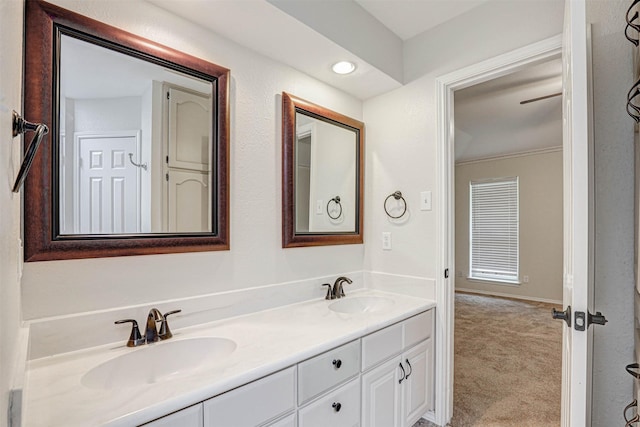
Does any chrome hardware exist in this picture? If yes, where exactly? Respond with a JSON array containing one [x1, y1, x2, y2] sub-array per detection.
[[326, 196, 343, 220], [574, 310, 608, 331], [332, 276, 352, 299], [332, 359, 342, 369], [145, 308, 163, 343], [11, 111, 49, 193], [624, 399, 638, 424], [158, 309, 182, 339], [332, 402, 342, 412], [384, 191, 407, 219], [114, 319, 145, 347], [116, 308, 181, 347], [322, 283, 334, 300], [399, 362, 406, 384], [128, 153, 147, 171]]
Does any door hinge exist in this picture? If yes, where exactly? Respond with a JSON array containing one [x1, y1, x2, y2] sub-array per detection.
[[165, 172, 169, 182], [574, 310, 608, 331], [444, 268, 449, 279], [166, 91, 170, 100]]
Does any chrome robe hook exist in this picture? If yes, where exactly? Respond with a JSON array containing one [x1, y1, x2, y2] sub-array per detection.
[[11, 111, 49, 193]]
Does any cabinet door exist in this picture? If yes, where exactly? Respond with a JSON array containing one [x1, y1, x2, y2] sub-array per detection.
[[167, 86, 211, 172], [141, 403, 203, 427], [166, 169, 210, 232], [402, 339, 433, 427], [361, 356, 403, 427], [298, 378, 360, 427]]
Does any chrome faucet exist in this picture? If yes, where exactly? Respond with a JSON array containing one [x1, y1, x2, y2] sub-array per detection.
[[332, 276, 352, 299], [115, 308, 182, 347]]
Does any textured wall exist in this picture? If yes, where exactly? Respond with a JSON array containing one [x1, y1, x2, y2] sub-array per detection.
[[455, 150, 563, 303], [0, 0, 24, 423], [587, 0, 636, 424], [20, 0, 364, 319]]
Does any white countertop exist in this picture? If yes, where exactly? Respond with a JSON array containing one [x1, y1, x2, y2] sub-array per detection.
[[23, 289, 436, 427]]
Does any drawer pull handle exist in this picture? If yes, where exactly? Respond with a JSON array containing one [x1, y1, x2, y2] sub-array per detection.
[[332, 402, 342, 412], [405, 359, 412, 380], [399, 362, 406, 384], [332, 359, 342, 369]]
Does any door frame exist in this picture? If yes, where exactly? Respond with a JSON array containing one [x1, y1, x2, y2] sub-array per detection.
[[434, 34, 563, 425]]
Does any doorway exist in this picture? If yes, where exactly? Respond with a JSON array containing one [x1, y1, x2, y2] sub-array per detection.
[[433, 35, 563, 426]]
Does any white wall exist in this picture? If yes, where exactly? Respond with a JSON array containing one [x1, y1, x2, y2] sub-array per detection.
[[20, 0, 364, 320], [363, 0, 564, 284], [454, 150, 563, 303], [0, 0, 24, 423], [587, 1, 635, 425]]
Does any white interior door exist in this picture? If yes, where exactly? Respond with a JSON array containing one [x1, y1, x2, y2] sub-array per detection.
[[560, 0, 597, 425], [75, 131, 142, 234]]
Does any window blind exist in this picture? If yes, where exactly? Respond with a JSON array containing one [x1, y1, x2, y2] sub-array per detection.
[[469, 177, 519, 283]]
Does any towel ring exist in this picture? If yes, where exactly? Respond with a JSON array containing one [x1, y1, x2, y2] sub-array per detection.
[[327, 196, 342, 220], [384, 191, 407, 219], [624, 399, 638, 424]]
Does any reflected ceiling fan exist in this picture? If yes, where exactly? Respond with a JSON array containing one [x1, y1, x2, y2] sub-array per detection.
[[520, 92, 562, 105]]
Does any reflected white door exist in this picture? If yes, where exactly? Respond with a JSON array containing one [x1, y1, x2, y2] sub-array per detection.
[[167, 87, 211, 172], [75, 131, 141, 234], [561, 0, 595, 425], [167, 169, 210, 232]]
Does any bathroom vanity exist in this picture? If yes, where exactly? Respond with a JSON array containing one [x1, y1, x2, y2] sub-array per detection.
[[22, 290, 436, 426]]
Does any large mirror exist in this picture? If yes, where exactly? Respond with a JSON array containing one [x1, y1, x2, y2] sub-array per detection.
[[282, 93, 364, 247], [23, 0, 229, 261]]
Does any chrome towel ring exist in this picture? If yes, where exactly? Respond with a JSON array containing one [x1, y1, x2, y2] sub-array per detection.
[[384, 191, 407, 219], [327, 196, 342, 220]]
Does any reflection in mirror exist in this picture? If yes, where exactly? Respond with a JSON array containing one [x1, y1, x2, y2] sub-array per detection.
[[23, 0, 229, 261], [294, 112, 357, 233], [59, 35, 214, 234], [282, 93, 364, 248]]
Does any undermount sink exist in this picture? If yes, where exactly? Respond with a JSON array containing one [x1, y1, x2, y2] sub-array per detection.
[[329, 296, 394, 314], [82, 337, 236, 390]]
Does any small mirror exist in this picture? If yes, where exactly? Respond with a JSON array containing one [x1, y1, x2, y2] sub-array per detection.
[[282, 93, 364, 247], [23, 1, 229, 261]]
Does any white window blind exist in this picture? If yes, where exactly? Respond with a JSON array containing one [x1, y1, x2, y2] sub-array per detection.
[[469, 177, 519, 283]]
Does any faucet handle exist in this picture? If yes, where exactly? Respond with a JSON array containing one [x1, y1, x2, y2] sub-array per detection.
[[115, 319, 145, 347], [159, 309, 182, 340], [322, 283, 334, 300]]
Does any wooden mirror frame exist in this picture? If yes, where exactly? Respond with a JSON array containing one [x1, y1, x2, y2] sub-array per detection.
[[282, 92, 364, 248], [23, 0, 230, 261]]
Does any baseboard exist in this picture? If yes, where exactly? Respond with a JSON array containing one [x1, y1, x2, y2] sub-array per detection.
[[455, 287, 562, 305]]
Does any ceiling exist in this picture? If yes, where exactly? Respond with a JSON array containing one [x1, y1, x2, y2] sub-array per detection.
[[147, 0, 563, 161], [454, 57, 563, 162], [355, 0, 489, 41]]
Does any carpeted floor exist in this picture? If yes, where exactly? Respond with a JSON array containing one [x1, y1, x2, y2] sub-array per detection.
[[413, 292, 562, 427]]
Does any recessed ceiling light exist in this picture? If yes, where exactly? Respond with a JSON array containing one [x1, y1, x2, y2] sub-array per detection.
[[332, 61, 356, 75]]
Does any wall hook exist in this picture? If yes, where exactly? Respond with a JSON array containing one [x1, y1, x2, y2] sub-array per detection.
[[11, 111, 49, 193], [128, 153, 148, 171]]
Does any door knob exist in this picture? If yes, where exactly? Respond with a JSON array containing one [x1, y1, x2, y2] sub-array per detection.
[[552, 306, 571, 327]]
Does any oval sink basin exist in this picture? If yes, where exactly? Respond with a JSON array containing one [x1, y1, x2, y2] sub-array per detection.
[[329, 296, 394, 314], [82, 337, 236, 390]]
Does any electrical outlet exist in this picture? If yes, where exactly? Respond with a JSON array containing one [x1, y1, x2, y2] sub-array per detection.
[[523, 275, 529, 283], [17, 238, 23, 281], [382, 232, 392, 250]]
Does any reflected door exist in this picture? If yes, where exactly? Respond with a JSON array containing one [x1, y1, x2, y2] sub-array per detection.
[[167, 170, 210, 232], [75, 132, 141, 234]]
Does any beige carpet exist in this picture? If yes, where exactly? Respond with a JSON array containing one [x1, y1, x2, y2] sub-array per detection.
[[413, 292, 562, 427]]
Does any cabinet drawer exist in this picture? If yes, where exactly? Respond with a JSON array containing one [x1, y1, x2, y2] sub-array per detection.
[[361, 322, 402, 371], [203, 367, 295, 427], [403, 310, 433, 349], [298, 340, 360, 404], [298, 378, 360, 427], [266, 413, 296, 427], [141, 403, 203, 427]]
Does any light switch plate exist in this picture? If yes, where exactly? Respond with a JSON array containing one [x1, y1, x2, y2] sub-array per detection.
[[420, 191, 432, 211], [316, 200, 323, 215], [382, 232, 392, 250]]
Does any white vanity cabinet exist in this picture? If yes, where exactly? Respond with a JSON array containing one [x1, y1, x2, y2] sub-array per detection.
[[361, 310, 434, 427], [139, 309, 434, 427], [203, 367, 296, 427]]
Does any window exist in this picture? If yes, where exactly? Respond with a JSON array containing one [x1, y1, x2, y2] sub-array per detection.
[[469, 177, 519, 284]]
